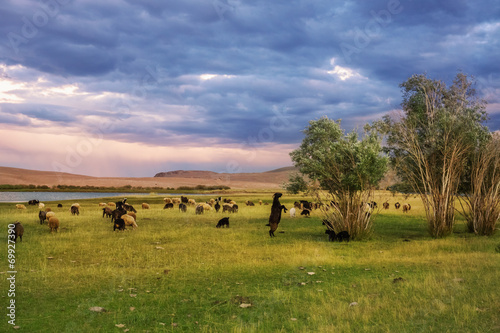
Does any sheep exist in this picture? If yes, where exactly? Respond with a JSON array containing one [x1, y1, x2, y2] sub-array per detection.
[[245, 200, 255, 206], [336, 231, 350, 242], [46, 211, 56, 219], [45, 207, 52, 212], [15, 204, 27, 210], [122, 214, 138, 228], [222, 203, 233, 213], [395, 202, 401, 209], [214, 201, 221, 212], [113, 218, 126, 231], [268, 193, 284, 237], [216, 217, 230, 228], [195, 205, 204, 215], [202, 203, 212, 211], [107, 202, 116, 207], [142, 203, 150, 209], [301, 209, 310, 217], [163, 198, 172, 204], [102, 207, 113, 218], [98, 202, 107, 207], [179, 203, 187, 212], [172, 198, 181, 204], [39, 210, 47, 224], [13, 222, 24, 242], [259, 200, 263, 205], [383, 202, 390, 209], [325, 229, 336, 242], [127, 211, 137, 221], [403, 204, 411, 213], [163, 203, 174, 209], [38, 202, 45, 209], [188, 199, 197, 206], [70, 206, 79, 216], [57, 203, 63, 208], [48, 217, 59, 233], [71, 203, 80, 209], [289, 207, 296, 218], [28, 199, 39, 205], [229, 200, 237, 205], [230, 204, 238, 213]]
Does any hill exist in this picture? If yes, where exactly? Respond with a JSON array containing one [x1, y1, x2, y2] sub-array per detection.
[[0, 166, 296, 190]]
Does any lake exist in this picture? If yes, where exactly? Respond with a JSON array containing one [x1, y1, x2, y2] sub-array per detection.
[[0, 192, 190, 203]]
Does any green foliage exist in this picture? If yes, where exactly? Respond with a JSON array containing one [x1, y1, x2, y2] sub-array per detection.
[[282, 173, 309, 194], [377, 72, 490, 238], [290, 117, 387, 194]]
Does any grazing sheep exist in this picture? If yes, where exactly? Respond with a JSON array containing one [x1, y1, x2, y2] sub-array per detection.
[[113, 218, 126, 231], [214, 201, 221, 212], [395, 202, 401, 209], [179, 203, 187, 212], [172, 198, 181, 204], [163, 203, 174, 209], [71, 203, 80, 209], [39, 211, 47, 224], [127, 211, 137, 221], [301, 209, 310, 217], [289, 207, 296, 218], [13, 222, 24, 242], [202, 203, 212, 211], [336, 231, 350, 242], [188, 199, 197, 206], [70, 206, 79, 216], [222, 203, 233, 213], [46, 211, 56, 219], [15, 204, 27, 210], [403, 204, 411, 213], [28, 199, 39, 205], [142, 203, 150, 209], [107, 202, 116, 207], [163, 198, 172, 204], [229, 200, 237, 205], [38, 203, 45, 209], [383, 202, 390, 209], [57, 203, 63, 208], [259, 200, 263, 205], [268, 193, 284, 237], [245, 200, 255, 206], [122, 214, 138, 228], [216, 217, 230, 228], [102, 207, 112, 218], [231, 204, 239, 213], [195, 205, 204, 215], [98, 202, 107, 207], [45, 207, 52, 212], [48, 217, 59, 233], [325, 229, 336, 242]]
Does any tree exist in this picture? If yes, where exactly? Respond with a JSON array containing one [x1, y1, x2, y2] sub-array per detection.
[[378, 73, 489, 238], [282, 173, 309, 194], [290, 117, 387, 240], [459, 132, 500, 235]]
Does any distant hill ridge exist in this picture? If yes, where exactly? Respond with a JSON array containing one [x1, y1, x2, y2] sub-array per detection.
[[154, 166, 297, 178]]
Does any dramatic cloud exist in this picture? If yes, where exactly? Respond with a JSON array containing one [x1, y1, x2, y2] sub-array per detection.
[[0, 0, 498, 176]]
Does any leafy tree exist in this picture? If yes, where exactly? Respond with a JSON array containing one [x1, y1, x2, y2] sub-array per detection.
[[377, 73, 489, 237], [282, 173, 309, 194], [290, 117, 387, 239]]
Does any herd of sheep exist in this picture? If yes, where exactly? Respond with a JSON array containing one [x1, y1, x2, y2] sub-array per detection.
[[10, 194, 412, 243]]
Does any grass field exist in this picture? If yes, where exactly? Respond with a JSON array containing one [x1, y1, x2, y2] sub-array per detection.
[[1, 192, 499, 332]]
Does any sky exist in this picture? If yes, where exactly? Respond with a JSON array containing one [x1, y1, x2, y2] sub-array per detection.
[[0, 0, 499, 177]]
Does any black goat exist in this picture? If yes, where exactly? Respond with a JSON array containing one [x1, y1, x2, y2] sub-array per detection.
[[113, 218, 126, 231], [301, 209, 310, 217], [39, 210, 47, 224], [268, 193, 284, 237], [163, 203, 174, 209], [216, 217, 230, 228], [325, 229, 336, 242], [336, 231, 350, 242]]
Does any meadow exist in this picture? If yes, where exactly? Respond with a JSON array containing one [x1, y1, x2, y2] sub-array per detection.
[[1, 192, 499, 332]]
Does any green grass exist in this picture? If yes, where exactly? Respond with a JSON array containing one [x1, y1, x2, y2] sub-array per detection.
[[1, 192, 499, 332]]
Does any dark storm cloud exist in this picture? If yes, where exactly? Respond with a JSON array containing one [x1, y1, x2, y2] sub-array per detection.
[[0, 0, 499, 155]]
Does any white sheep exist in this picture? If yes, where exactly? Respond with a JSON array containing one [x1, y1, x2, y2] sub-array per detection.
[[98, 202, 107, 207], [15, 204, 27, 210], [38, 202, 45, 209], [71, 203, 80, 209], [46, 211, 56, 219], [188, 199, 197, 206], [163, 198, 172, 204], [172, 198, 181, 204], [107, 202, 116, 207], [122, 214, 138, 228], [290, 207, 296, 218], [202, 203, 212, 211]]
